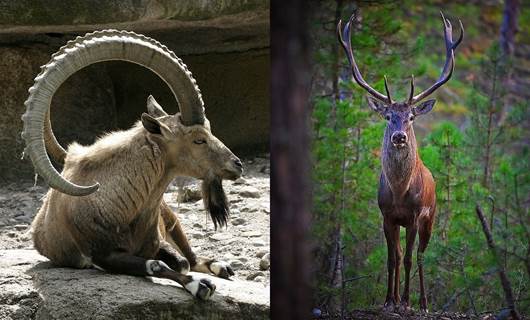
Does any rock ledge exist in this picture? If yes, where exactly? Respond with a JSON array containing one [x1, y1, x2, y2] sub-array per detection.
[[0, 249, 269, 320]]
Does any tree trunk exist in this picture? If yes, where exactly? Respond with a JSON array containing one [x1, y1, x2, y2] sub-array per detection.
[[475, 204, 520, 320], [499, 0, 520, 57], [271, 0, 312, 319]]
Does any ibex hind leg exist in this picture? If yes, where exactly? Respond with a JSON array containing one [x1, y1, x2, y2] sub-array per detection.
[[32, 205, 92, 269], [160, 201, 234, 279]]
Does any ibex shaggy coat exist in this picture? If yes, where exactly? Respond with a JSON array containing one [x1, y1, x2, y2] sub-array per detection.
[[23, 30, 243, 300]]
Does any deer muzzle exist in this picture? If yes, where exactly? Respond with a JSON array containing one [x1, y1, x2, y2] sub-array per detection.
[[391, 131, 408, 148]]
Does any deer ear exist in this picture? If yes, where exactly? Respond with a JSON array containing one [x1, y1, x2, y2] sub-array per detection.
[[413, 99, 436, 116], [146, 95, 168, 118], [366, 96, 387, 115]]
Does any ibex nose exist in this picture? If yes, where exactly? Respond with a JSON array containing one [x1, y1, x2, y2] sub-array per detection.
[[391, 131, 408, 145], [233, 158, 243, 168]]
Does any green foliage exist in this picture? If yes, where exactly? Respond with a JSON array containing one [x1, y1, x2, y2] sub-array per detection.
[[311, 0, 529, 316]]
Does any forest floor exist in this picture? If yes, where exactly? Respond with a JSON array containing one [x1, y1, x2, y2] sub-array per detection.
[[321, 309, 500, 320], [0, 154, 270, 286]]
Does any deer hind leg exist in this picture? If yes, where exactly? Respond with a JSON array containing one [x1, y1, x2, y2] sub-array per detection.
[[417, 216, 433, 312], [159, 201, 234, 279], [383, 221, 399, 311], [401, 226, 417, 311], [92, 251, 216, 300]]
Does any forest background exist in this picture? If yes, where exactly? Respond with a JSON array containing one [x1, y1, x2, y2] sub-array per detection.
[[310, 0, 529, 317]]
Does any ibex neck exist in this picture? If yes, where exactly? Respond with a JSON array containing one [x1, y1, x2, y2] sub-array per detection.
[[381, 126, 419, 200]]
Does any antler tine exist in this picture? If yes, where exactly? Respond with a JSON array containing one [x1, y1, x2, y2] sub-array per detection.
[[453, 19, 464, 49], [410, 12, 463, 104], [337, 13, 390, 103], [408, 74, 415, 103], [384, 75, 393, 103]]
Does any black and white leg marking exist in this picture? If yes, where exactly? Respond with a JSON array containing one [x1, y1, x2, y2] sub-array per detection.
[[184, 276, 217, 301], [146, 260, 216, 300], [145, 259, 171, 276], [209, 261, 234, 279]]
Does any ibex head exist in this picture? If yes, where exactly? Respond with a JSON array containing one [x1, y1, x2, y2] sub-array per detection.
[[21, 30, 242, 197], [338, 12, 463, 149], [142, 96, 242, 181]]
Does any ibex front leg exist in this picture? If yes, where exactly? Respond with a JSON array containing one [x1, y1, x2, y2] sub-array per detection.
[[93, 251, 216, 300], [160, 201, 234, 279]]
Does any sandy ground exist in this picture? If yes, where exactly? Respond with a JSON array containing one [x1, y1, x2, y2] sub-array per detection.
[[0, 154, 270, 285]]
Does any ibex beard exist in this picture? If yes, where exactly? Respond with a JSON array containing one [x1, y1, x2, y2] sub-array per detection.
[[23, 30, 244, 300]]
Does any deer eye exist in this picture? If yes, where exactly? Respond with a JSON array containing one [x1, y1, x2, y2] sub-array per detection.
[[193, 139, 206, 145], [409, 115, 415, 121], [385, 115, 391, 121]]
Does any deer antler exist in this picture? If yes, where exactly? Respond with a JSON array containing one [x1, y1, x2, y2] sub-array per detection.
[[337, 14, 393, 104], [408, 12, 464, 104]]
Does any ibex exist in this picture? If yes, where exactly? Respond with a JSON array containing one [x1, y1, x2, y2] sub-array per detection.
[[21, 30, 244, 300], [337, 13, 463, 311]]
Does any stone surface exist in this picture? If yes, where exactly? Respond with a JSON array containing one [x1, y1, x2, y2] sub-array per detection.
[[0, 249, 270, 320], [210, 233, 233, 241], [259, 253, 270, 271], [231, 217, 247, 226], [0, 1, 268, 27], [238, 187, 261, 198]]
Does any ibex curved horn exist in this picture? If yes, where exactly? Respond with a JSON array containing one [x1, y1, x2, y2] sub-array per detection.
[[21, 30, 205, 196]]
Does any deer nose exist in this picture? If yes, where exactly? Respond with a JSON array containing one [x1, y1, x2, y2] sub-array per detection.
[[391, 131, 408, 145]]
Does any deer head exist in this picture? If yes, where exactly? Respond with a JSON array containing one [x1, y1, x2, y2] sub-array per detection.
[[337, 12, 463, 149]]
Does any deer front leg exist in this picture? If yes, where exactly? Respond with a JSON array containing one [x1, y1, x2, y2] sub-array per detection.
[[418, 218, 433, 312], [401, 225, 417, 311], [160, 201, 234, 279], [93, 251, 216, 300], [383, 221, 399, 311], [394, 239, 402, 305]]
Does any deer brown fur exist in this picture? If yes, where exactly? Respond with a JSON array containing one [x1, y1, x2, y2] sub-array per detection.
[[338, 12, 463, 311]]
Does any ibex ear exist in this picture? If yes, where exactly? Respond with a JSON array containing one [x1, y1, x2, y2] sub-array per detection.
[[413, 99, 436, 116], [146, 95, 168, 118], [141, 113, 172, 137], [366, 96, 387, 115]]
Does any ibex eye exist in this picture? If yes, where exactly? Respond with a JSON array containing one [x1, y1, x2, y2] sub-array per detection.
[[409, 115, 415, 121], [385, 115, 391, 121], [193, 139, 206, 145]]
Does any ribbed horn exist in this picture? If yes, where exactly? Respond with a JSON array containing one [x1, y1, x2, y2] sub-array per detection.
[[44, 111, 66, 164], [21, 30, 205, 196]]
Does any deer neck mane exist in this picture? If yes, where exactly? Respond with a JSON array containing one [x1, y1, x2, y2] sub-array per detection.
[[381, 125, 419, 201]]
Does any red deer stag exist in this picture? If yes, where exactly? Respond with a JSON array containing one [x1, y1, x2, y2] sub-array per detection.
[[337, 13, 463, 311]]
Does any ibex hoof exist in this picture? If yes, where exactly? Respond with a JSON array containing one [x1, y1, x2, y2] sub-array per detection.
[[210, 261, 235, 279], [185, 277, 216, 300]]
